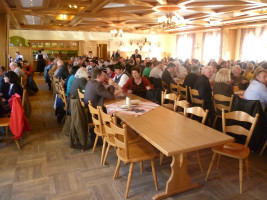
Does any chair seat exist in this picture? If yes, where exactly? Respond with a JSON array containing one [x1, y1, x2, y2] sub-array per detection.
[[163, 103, 174, 110], [212, 142, 250, 159], [0, 118, 10, 126], [116, 140, 156, 163]]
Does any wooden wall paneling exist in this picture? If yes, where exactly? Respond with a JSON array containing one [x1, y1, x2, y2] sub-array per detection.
[[9, 47, 33, 69], [0, 14, 9, 68]]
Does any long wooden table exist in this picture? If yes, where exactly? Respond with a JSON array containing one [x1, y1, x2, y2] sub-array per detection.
[[105, 94, 234, 200]]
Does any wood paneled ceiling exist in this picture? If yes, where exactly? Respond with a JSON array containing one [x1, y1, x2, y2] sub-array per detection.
[[2, 0, 267, 33]]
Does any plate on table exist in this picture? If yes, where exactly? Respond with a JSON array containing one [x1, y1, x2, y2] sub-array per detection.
[[120, 105, 137, 109]]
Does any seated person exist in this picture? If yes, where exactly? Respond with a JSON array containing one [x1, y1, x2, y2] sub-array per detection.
[[66, 66, 80, 97], [84, 68, 122, 108], [111, 63, 130, 89], [149, 61, 164, 79], [106, 64, 115, 79], [69, 67, 89, 99], [9, 62, 25, 79], [244, 69, 267, 111], [142, 61, 152, 77], [243, 63, 254, 82], [22, 61, 33, 77], [231, 65, 248, 90], [183, 65, 200, 101], [213, 68, 234, 97], [162, 62, 177, 91], [122, 66, 153, 98], [193, 66, 213, 110], [56, 60, 69, 80]]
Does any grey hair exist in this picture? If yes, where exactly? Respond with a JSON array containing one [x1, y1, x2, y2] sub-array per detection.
[[191, 65, 200, 74], [201, 66, 212, 75], [75, 67, 88, 79]]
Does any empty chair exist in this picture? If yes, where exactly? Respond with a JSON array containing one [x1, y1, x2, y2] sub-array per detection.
[[212, 93, 234, 128], [161, 90, 178, 111], [110, 119, 158, 198], [177, 84, 187, 100], [189, 87, 204, 108], [184, 106, 209, 172], [174, 97, 190, 115], [205, 109, 259, 194]]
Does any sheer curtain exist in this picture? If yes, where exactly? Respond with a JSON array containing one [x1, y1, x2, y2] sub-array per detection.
[[202, 31, 221, 63], [240, 27, 266, 61], [176, 33, 195, 60]]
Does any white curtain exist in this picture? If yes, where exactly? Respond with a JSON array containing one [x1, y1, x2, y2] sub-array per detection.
[[176, 33, 195, 60], [241, 27, 266, 61], [202, 31, 221, 63]]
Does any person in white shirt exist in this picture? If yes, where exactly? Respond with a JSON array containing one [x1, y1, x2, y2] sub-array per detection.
[[111, 64, 130, 88], [9, 62, 25, 79], [15, 52, 23, 62], [149, 61, 164, 78], [41, 49, 48, 60], [174, 60, 188, 79]]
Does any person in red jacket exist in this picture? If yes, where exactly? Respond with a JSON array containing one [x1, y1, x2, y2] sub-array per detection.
[[122, 66, 153, 98]]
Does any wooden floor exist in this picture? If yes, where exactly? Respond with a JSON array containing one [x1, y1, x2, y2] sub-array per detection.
[[0, 76, 267, 200]]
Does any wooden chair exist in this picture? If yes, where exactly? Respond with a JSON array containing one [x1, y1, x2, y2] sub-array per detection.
[[177, 84, 187, 100], [260, 139, 267, 156], [212, 93, 234, 128], [21, 76, 27, 89], [88, 101, 106, 164], [161, 90, 178, 111], [205, 110, 259, 194], [110, 119, 158, 198], [161, 80, 168, 90], [189, 87, 204, 108], [174, 97, 190, 115], [57, 84, 67, 111], [184, 106, 209, 172], [0, 118, 20, 149], [170, 83, 178, 95]]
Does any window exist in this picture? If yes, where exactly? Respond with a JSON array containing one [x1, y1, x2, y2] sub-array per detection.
[[202, 31, 221, 64], [176, 34, 195, 60]]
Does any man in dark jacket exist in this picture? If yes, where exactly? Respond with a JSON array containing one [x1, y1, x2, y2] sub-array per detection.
[[183, 65, 200, 102], [56, 60, 69, 80], [162, 62, 177, 92], [193, 66, 213, 110]]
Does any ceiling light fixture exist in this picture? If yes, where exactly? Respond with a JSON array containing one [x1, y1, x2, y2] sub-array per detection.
[[110, 29, 123, 37]]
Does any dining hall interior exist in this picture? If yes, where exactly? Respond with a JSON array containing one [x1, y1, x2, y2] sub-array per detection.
[[0, 0, 267, 200]]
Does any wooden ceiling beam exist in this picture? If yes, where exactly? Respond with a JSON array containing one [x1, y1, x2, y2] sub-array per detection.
[[186, 1, 255, 7], [223, 13, 267, 23], [12, 8, 78, 15], [156, 0, 167, 4], [177, 0, 198, 5], [101, 6, 151, 12], [89, 0, 110, 14], [114, 0, 154, 7], [0, 0, 20, 29]]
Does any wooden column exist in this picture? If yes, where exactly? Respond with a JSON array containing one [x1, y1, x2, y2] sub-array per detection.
[[0, 14, 9, 68]]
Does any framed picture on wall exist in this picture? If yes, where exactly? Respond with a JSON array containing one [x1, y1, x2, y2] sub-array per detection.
[[38, 42, 43, 48], [52, 43, 57, 48], [45, 42, 50, 48]]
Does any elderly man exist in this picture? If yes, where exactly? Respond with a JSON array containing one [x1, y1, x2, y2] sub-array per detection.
[[174, 60, 188, 79], [10, 62, 25, 79], [84, 68, 122, 108], [231, 65, 249, 90], [111, 63, 130, 89], [149, 61, 164, 78], [193, 66, 213, 110], [244, 69, 267, 110], [162, 62, 177, 91], [56, 60, 69, 80]]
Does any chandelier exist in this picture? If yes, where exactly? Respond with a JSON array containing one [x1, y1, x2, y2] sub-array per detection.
[[158, 14, 183, 29], [110, 29, 123, 37]]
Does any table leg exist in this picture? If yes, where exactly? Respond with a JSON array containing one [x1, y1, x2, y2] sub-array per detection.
[[153, 153, 201, 200]]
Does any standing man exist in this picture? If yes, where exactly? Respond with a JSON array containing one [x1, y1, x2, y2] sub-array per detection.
[[84, 68, 122, 108], [131, 49, 142, 63]]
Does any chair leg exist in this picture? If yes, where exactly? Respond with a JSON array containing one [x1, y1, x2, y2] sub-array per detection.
[[239, 159, 243, 194], [205, 152, 217, 181], [100, 137, 106, 165], [15, 140, 20, 149], [245, 158, 249, 179], [113, 158, 121, 179], [140, 162, 143, 173], [195, 151, 203, 172], [260, 140, 267, 156], [216, 154, 221, 168], [103, 143, 111, 165], [159, 152, 164, 166], [212, 116, 218, 129], [125, 163, 134, 199], [6, 126, 8, 137], [151, 159, 158, 191], [92, 135, 99, 152]]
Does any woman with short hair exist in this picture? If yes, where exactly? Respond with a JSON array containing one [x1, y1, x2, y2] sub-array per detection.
[[69, 67, 89, 99], [213, 68, 234, 97]]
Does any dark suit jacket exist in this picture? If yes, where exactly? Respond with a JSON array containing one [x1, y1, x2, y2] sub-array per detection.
[[84, 80, 115, 108], [69, 78, 88, 99], [131, 54, 142, 61], [56, 66, 70, 80], [0, 75, 9, 99], [213, 82, 234, 97], [162, 69, 176, 91], [183, 73, 199, 102], [8, 83, 23, 100], [193, 75, 212, 109]]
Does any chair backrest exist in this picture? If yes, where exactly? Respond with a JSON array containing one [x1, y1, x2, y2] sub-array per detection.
[[21, 76, 27, 89], [100, 107, 117, 141], [110, 119, 129, 159], [189, 87, 204, 108], [174, 98, 189, 113], [222, 109, 259, 146], [161, 90, 178, 111], [213, 93, 234, 114], [58, 84, 67, 110], [77, 89, 85, 107], [161, 80, 168, 90], [21, 89, 27, 107], [177, 84, 187, 100], [184, 106, 209, 124], [170, 83, 178, 95], [88, 101, 104, 134]]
